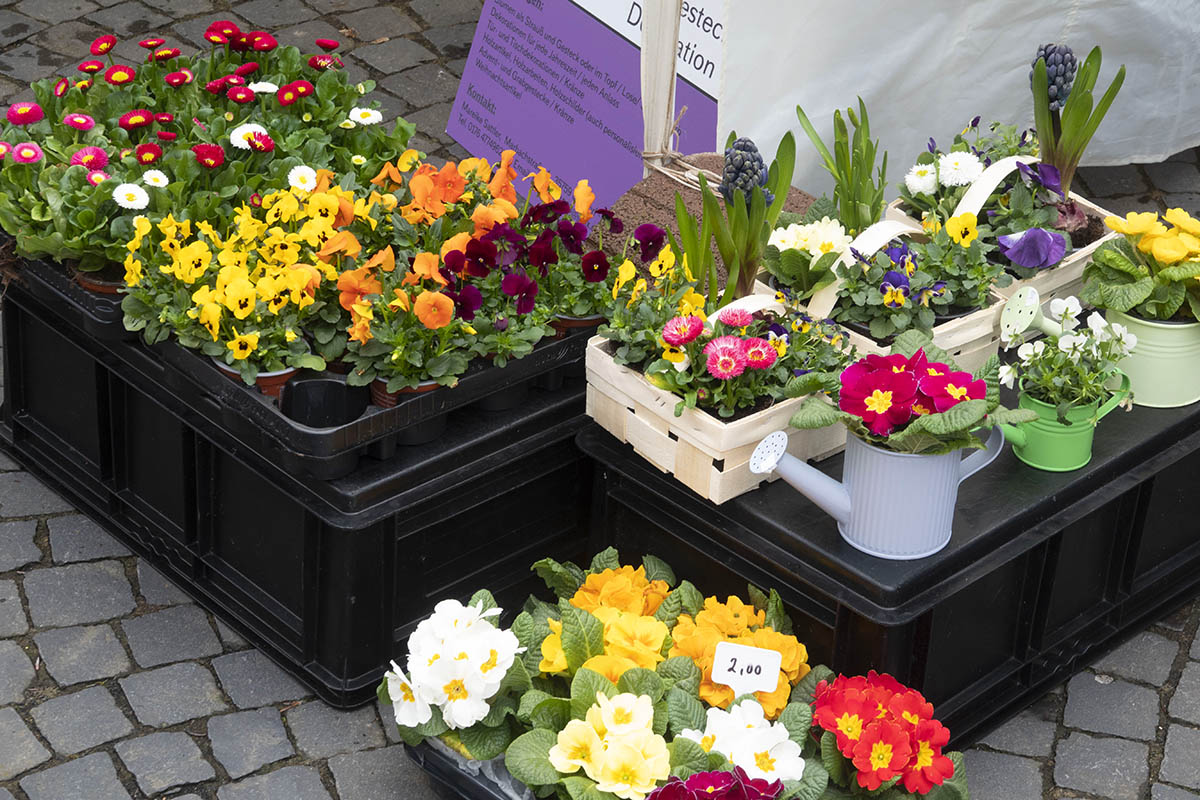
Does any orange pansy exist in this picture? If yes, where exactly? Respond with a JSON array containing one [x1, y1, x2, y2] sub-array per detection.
[[336, 265, 381, 310], [402, 252, 448, 287], [574, 179, 595, 223], [364, 246, 396, 273], [370, 160, 404, 191], [488, 149, 517, 203], [413, 290, 454, 329], [319, 230, 362, 262]]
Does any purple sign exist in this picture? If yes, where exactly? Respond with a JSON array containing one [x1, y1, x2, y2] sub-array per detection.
[[447, 0, 718, 210]]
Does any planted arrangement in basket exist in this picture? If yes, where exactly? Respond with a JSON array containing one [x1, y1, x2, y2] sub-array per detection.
[[379, 548, 970, 799], [0, 21, 413, 272]]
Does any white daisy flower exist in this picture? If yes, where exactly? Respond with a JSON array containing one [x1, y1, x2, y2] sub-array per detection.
[[112, 183, 149, 210], [338, 119, 356, 129], [904, 162, 938, 195], [302, 112, 313, 123], [248, 81, 279, 94], [141, 169, 169, 188], [349, 107, 383, 125], [288, 165, 317, 192], [351, 154, 366, 166], [229, 122, 267, 150], [937, 151, 984, 187]]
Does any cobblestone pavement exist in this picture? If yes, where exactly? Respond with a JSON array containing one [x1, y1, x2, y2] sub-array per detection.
[[0, 2, 1199, 798]]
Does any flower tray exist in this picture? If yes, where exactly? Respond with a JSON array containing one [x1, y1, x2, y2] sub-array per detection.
[[406, 740, 530, 800], [13, 253, 591, 482], [578, 391, 1200, 746], [584, 336, 846, 505], [1, 281, 597, 706]]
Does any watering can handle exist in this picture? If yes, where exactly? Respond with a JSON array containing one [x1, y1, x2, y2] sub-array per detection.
[[1096, 371, 1131, 420], [959, 425, 1005, 483]]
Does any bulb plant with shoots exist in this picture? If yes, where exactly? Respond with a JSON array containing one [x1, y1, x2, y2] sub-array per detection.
[[1030, 43, 1125, 233], [795, 97, 887, 237]]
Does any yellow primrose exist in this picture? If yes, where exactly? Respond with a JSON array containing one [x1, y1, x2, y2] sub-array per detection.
[[226, 329, 259, 360], [223, 277, 258, 320], [1151, 234, 1190, 265], [1106, 211, 1162, 237], [594, 692, 654, 739], [539, 617, 567, 674], [1166, 208, 1200, 237], [548, 719, 603, 779], [945, 213, 978, 247], [611, 258, 636, 299], [127, 215, 151, 252], [580, 653, 639, 684], [604, 614, 668, 669], [593, 731, 670, 799], [123, 253, 143, 286]]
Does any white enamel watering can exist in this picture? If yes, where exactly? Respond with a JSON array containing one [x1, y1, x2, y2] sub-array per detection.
[[749, 426, 1005, 560]]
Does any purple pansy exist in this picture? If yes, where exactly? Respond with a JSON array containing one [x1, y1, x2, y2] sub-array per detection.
[[634, 222, 667, 263], [1016, 161, 1063, 197], [581, 250, 609, 282], [997, 227, 1067, 269], [594, 207, 623, 234], [444, 238, 497, 278], [522, 198, 570, 226], [445, 284, 482, 321], [482, 223, 526, 266], [916, 280, 948, 306], [556, 217, 586, 255], [501, 270, 539, 314], [528, 229, 559, 274], [880, 270, 911, 308]]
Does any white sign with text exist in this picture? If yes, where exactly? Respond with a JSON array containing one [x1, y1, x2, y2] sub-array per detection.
[[710, 640, 782, 698]]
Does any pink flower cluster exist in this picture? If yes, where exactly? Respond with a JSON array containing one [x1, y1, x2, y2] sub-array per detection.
[[702, 335, 777, 379]]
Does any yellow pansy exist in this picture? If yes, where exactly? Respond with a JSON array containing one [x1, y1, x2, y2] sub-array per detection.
[[397, 149, 421, 171], [223, 277, 257, 320], [265, 191, 301, 225], [173, 240, 212, 284], [256, 275, 289, 314], [612, 258, 636, 299], [123, 253, 143, 286], [648, 246, 676, 278], [127, 215, 151, 252], [678, 288, 708, 320], [226, 329, 259, 360], [921, 214, 942, 234], [625, 278, 647, 307], [195, 220, 223, 247], [945, 213, 978, 247]]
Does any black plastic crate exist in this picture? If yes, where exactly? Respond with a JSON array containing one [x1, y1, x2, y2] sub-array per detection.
[[406, 743, 513, 800], [13, 256, 593, 482], [1, 285, 599, 707], [577, 400, 1200, 746]]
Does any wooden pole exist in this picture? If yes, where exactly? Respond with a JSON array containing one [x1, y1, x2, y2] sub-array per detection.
[[640, 0, 683, 176]]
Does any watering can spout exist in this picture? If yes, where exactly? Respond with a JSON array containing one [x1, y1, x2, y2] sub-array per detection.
[[1000, 423, 1026, 449], [750, 432, 852, 524]]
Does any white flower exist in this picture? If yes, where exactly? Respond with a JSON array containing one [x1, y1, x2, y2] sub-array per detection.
[[998, 363, 1017, 389], [1086, 312, 1111, 342], [339, 119, 357, 129], [1058, 333, 1085, 357], [672, 351, 691, 372], [465, 625, 522, 693], [351, 154, 366, 166], [937, 151, 984, 187], [421, 656, 491, 729], [801, 216, 852, 259], [248, 81, 279, 94], [768, 223, 803, 252], [904, 162, 938, 195], [1017, 340, 1045, 365], [728, 724, 806, 782], [594, 693, 655, 738], [230, 122, 267, 150], [1049, 297, 1082, 330], [288, 165, 318, 192], [349, 106, 383, 125], [112, 183, 149, 210], [141, 169, 169, 188], [384, 662, 432, 728], [1110, 323, 1137, 354]]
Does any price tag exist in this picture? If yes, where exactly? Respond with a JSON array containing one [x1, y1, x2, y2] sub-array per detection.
[[710, 641, 782, 698]]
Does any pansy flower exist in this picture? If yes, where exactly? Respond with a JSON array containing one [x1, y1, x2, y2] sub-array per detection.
[[883, 240, 916, 276], [581, 250, 610, 283], [595, 207, 623, 234], [69, 145, 108, 169], [500, 270, 538, 314], [134, 142, 162, 164], [915, 281, 947, 307], [879, 270, 910, 308], [90, 34, 116, 55], [7, 102, 43, 125], [523, 199, 570, 226], [444, 284, 482, 321], [634, 223, 667, 263], [78, 59, 104, 73], [482, 223, 525, 265], [1016, 161, 1064, 197], [944, 212, 978, 247], [997, 228, 1067, 270], [557, 217, 586, 255], [444, 238, 497, 278], [11, 142, 43, 164], [103, 64, 136, 85], [118, 109, 152, 130], [527, 229, 558, 272]]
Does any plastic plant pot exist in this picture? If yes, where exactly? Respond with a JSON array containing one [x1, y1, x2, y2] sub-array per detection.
[[279, 375, 370, 429]]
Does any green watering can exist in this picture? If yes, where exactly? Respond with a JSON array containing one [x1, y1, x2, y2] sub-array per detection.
[[999, 288, 1132, 472]]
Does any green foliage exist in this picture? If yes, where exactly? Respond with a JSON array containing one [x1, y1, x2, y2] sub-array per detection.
[[505, 729, 560, 788], [666, 686, 707, 735], [559, 603, 605, 674], [796, 98, 887, 236], [531, 557, 586, 599], [1083, 235, 1200, 321], [658, 656, 703, 695], [569, 668, 617, 720], [641, 554, 677, 587], [668, 736, 710, 779]]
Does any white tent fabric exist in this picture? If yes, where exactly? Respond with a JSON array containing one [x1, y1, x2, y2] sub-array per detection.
[[717, 0, 1200, 198]]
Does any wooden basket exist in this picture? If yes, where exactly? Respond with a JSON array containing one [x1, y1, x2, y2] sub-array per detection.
[[585, 336, 847, 505]]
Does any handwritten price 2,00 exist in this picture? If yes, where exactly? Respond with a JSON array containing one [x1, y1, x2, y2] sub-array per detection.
[[710, 641, 782, 696], [725, 657, 763, 677]]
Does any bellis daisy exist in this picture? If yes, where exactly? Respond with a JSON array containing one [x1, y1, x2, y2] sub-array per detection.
[[338, 119, 356, 129], [12, 142, 43, 164], [7, 102, 43, 125], [351, 154, 366, 166], [904, 162, 938, 195], [288, 165, 317, 192], [112, 182, 149, 209], [104, 64, 137, 86], [229, 122, 267, 150], [70, 146, 108, 169], [349, 107, 383, 125], [62, 113, 95, 130], [142, 169, 169, 188], [248, 81, 278, 94], [0, 142, 11, 160], [86, 169, 110, 186], [937, 151, 984, 187]]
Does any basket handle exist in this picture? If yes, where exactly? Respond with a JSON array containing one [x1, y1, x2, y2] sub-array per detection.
[[804, 218, 924, 319], [951, 155, 1037, 220]]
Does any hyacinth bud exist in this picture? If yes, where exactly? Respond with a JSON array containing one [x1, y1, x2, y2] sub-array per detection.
[[1030, 43, 1077, 112], [719, 137, 774, 207]]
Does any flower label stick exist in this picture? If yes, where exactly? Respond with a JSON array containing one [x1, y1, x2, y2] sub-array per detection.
[[710, 640, 783, 698]]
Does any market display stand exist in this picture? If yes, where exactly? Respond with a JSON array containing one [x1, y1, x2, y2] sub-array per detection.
[[0, 263, 603, 707], [576, 403, 1200, 746]]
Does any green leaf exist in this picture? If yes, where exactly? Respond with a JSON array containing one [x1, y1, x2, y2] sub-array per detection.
[[458, 720, 513, 760], [531, 557, 585, 599], [747, 583, 770, 612], [672, 581, 704, 617], [669, 736, 710, 779], [792, 664, 835, 704], [561, 776, 614, 800], [468, 589, 499, 617], [653, 591, 683, 625], [617, 668, 665, 702], [921, 751, 969, 800], [641, 554, 676, 587], [780, 759, 829, 800], [764, 589, 794, 635], [778, 702, 813, 744], [789, 395, 844, 430], [988, 406, 1038, 426], [588, 547, 621, 573], [569, 668, 617, 720], [658, 656, 702, 694], [531, 696, 571, 731], [560, 604, 605, 673], [666, 686, 707, 735], [517, 689, 553, 723], [820, 729, 850, 788], [498, 658, 533, 696], [504, 729, 560, 788], [915, 398, 989, 435]]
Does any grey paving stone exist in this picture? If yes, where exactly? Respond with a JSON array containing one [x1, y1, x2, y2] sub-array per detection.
[[975, 700, 1057, 758], [0, 472, 73, 516], [47, 515, 129, 563], [115, 731, 215, 795], [15, 0, 97, 25], [961, 750, 1042, 800], [213, 649, 308, 708], [330, 745, 421, 800], [1093, 630, 1180, 686], [410, 0, 482, 26], [1099, 193, 1163, 217], [1054, 731, 1148, 799], [423, 22, 479, 57], [135, 561, 191, 606], [272, 18, 346, 51], [369, 89, 412, 126], [352, 37, 436, 74], [285, 700, 385, 759], [406, 101, 454, 144], [1162, 193, 1200, 216], [446, 57, 467, 77], [0, 8, 45, 46], [378, 697, 401, 743], [1171, 661, 1200, 725], [23, 561, 135, 627], [1192, 629, 1200, 660], [0, 638, 34, 704], [119, 661, 228, 727], [307, 0, 374, 13], [216, 619, 248, 649], [1161, 725, 1200, 790], [1146, 162, 1200, 194], [0, 706, 51, 781], [0, 519, 39, 570], [1064, 672, 1159, 740], [18, 751, 131, 800], [122, 604, 220, 667], [30, 686, 132, 755], [217, 765, 333, 800], [208, 708, 294, 779], [84, 0, 170, 38], [381, 63, 458, 108], [1153, 785, 1200, 799], [0, 578, 28, 637], [31, 18, 104, 56], [235, 0, 317, 27], [34, 624, 129, 685], [1077, 164, 1149, 198], [340, 6, 419, 39], [141, 0, 215, 16]]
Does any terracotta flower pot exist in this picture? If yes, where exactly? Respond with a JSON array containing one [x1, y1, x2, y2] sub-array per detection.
[[212, 359, 297, 398], [549, 313, 604, 339], [370, 377, 439, 408]]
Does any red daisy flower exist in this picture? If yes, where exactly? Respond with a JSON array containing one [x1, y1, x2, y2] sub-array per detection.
[[290, 79, 313, 97], [78, 60, 104, 73], [233, 62, 258, 77], [248, 193, 262, 207], [147, 47, 181, 62], [224, 74, 245, 86], [204, 78, 227, 95], [206, 19, 240, 37], [118, 109, 153, 130], [104, 64, 137, 85], [250, 32, 277, 52], [204, 31, 227, 45], [276, 85, 299, 106], [134, 142, 162, 164], [76, 79, 92, 91], [138, 37, 165, 49], [246, 131, 274, 153], [180, 68, 194, 83], [307, 54, 343, 70], [226, 86, 254, 103], [191, 143, 225, 169], [154, 112, 174, 123], [156, 131, 177, 141], [90, 35, 116, 56], [703, 337, 748, 380], [315, 38, 339, 51], [0, 142, 13, 160], [164, 71, 188, 87], [53, 78, 69, 97]]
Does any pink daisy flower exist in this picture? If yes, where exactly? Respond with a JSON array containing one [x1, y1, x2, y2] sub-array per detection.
[[53, 78, 69, 97], [63, 113, 95, 131], [661, 315, 704, 347], [246, 131, 274, 153], [716, 307, 754, 328], [12, 142, 44, 164], [7, 102, 44, 125], [70, 145, 108, 169], [742, 337, 778, 370], [86, 169, 110, 186], [705, 341, 747, 380], [0, 142, 11, 160]]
